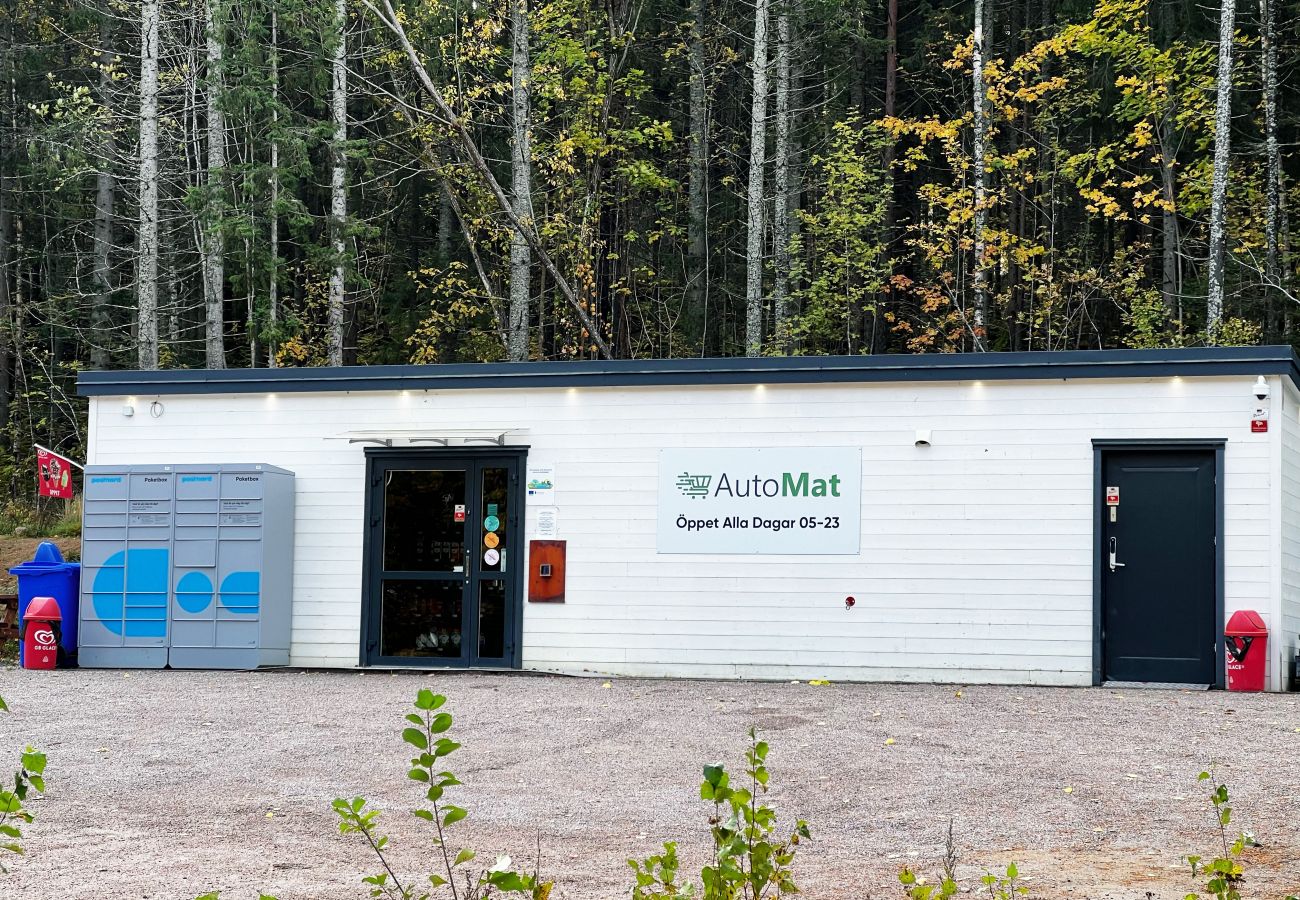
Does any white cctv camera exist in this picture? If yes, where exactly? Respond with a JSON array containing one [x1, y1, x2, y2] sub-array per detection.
[[1254, 376, 1270, 402], [915, 429, 932, 448]]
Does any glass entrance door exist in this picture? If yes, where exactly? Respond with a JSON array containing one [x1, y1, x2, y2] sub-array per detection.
[[363, 453, 523, 667]]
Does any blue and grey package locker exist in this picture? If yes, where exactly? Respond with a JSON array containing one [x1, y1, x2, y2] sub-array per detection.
[[80, 470, 173, 667], [79, 464, 295, 669]]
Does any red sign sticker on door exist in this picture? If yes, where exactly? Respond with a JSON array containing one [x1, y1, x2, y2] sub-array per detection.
[[454, 504, 466, 522], [1105, 486, 1119, 506]]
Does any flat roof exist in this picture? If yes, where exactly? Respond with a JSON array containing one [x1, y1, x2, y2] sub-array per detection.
[[77, 346, 1300, 397]]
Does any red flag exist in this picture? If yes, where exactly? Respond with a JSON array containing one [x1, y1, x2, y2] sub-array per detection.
[[36, 446, 75, 499]]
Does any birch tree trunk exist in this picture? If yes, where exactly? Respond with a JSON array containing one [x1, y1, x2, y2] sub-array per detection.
[[362, 0, 614, 359], [202, 0, 227, 368], [508, 0, 532, 361], [1206, 0, 1236, 340], [1260, 0, 1283, 337], [879, 0, 898, 354], [1152, 10, 1181, 322], [438, 182, 454, 260], [268, 5, 280, 367], [686, 0, 709, 352], [91, 17, 115, 370], [883, 0, 898, 175], [165, 211, 181, 348], [327, 0, 348, 366], [1158, 133, 1179, 320], [1283, 194, 1293, 337], [771, 0, 794, 353], [970, 0, 989, 351], [0, 19, 13, 427], [137, 0, 161, 370], [744, 0, 771, 357]]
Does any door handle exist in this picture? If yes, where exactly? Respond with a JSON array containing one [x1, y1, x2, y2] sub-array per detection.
[[1108, 536, 1126, 573]]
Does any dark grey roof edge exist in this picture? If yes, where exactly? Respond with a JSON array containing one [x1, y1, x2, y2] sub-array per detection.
[[76, 346, 1300, 397]]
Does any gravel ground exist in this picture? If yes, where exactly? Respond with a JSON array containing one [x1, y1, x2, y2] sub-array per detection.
[[2, 670, 1299, 900]]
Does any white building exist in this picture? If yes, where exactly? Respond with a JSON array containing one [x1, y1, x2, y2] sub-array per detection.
[[78, 347, 1300, 690]]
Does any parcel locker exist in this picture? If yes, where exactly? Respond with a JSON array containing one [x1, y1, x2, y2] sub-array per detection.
[[78, 464, 295, 669], [78, 469, 171, 668]]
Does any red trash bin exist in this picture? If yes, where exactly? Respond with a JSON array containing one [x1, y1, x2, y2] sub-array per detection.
[[1225, 609, 1268, 692], [20, 596, 62, 671]]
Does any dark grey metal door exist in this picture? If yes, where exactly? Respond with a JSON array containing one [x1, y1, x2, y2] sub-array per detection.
[[362, 451, 524, 668], [1100, 448, 1217, 684]]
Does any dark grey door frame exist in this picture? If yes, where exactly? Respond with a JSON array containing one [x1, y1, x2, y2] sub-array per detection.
[[359, 446, 529, 669], [1091, 439, 1225, 688]]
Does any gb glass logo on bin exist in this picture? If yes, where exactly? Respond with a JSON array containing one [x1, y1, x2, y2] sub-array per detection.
[[32, 628, 55, 646]]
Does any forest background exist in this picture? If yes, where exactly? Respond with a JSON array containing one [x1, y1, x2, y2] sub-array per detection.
[[0, 0, 1294, 499]]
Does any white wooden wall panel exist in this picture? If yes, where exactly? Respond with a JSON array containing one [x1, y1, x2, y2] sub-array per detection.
[[1280, 382, 1300, 688], [88, 374, 1280, 685]]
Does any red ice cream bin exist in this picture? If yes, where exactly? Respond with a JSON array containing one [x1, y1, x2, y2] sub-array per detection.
[[1225, 609, 1268, 692], [20, 595, 62, 670]]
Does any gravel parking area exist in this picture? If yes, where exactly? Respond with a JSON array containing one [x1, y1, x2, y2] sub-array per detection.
[[2, 670, 1299, 899]]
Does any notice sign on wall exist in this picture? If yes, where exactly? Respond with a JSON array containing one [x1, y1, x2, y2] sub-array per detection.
[[658, 448, 861, 554]]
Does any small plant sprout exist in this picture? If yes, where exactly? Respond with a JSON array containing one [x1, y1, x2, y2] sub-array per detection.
[[331, 689, 552, 900], [0, 693, 47, 874], [629, 727, 810, 900], [979, 863, 1027, 899], [1184, 770, 1255, 900], [897, 823, 1023, 900], [940, 818, 958, 884], [899, 865, 959, 900]]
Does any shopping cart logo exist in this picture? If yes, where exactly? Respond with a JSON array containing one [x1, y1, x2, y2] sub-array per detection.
[[676, 472, 713, 499]]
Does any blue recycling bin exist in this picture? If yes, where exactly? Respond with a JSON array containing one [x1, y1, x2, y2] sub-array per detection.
[[10, 541, 80, 666]]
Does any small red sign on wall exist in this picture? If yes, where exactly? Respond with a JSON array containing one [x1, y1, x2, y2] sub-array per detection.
[[1252, 418, 1269, 433]]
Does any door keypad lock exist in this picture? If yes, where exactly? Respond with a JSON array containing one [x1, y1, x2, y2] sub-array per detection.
[[1108, 536, 1126, 573]]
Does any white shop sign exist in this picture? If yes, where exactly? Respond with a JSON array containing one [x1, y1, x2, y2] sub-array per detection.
[[657, 448, 861, 554]]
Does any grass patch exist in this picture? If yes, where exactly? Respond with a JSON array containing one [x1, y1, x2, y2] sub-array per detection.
[[0, 499, 81, 539]]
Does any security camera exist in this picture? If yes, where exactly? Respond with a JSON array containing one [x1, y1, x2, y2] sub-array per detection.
[[914, 429, 932, 448], [1254, 376, 1270, 402]]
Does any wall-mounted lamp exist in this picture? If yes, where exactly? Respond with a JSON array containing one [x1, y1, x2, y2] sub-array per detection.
[[121, 405, 135, 418], [914, 429, 932, 448]]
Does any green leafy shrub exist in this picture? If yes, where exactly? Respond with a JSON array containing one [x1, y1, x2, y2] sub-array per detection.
[[0, 694, 47, 873], [629, 727, 810, 899], [0, 501, 39, 536]]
